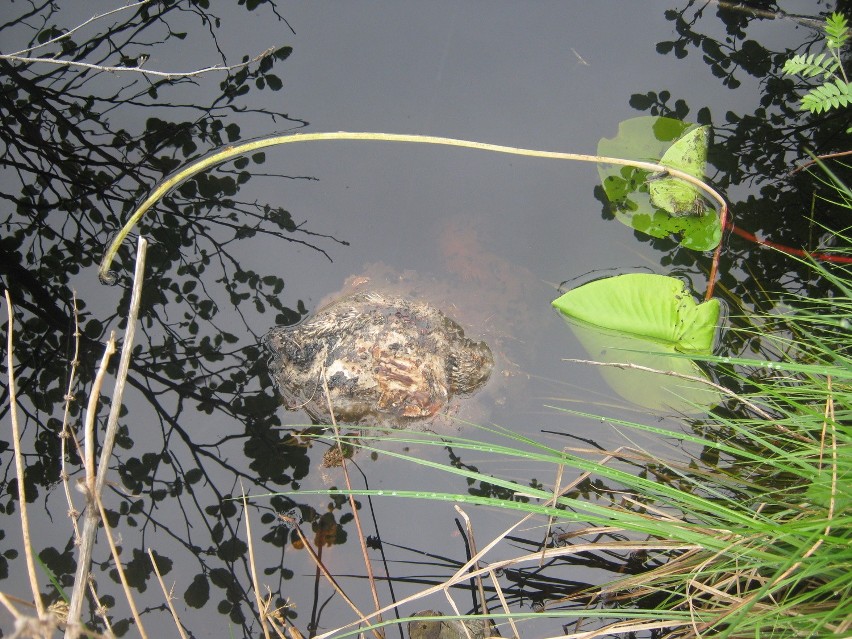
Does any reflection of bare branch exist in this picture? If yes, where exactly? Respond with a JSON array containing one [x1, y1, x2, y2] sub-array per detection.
[[6, 1, 153, 57], [1, 46, 276, 79]]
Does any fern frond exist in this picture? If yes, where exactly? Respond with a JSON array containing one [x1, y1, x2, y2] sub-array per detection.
[[825, 12, 849, 50], [783, 52, 839, 80], [800, 79, 852, 114]]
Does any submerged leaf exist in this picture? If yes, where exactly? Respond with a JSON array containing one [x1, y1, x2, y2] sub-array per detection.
[[565, 320, 721, 414], [648, 125, 709, 216]]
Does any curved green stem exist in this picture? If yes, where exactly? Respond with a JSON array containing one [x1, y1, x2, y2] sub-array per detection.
[[98, 131, 728, 285]]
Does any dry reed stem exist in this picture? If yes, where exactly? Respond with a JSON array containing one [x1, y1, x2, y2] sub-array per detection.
[[61, 293, 83, 540], [314, 520, 695, 639], [83, 333, 115, 490], [558, 617, 692, 639], [320, 369, 385, 635], [96, 238, 147, 491], [541, 457, 570, 566], [63, 339, 117, 635], [0, 591, 24, 631], [487, 568, 518, 639], [65, 238, 148, 638], [55, 299, 113, 635], [453, 505, 488, 621], [5, 290, 47, 621], [148, 548, 189, 639], [94, 495, 148, 639], [242, 486, 272, 639]]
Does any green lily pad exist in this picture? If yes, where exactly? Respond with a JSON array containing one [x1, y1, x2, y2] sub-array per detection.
[[648, 125, 709, 216], [553, 273, 722, 413], [552, 273, 720, 353], [597, 117, 721, 251]]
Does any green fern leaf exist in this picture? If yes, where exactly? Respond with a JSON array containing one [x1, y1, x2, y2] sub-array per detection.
[[825, 12, 849, 50], [801, 80, 852, 113], [783, 53, 838, 79]]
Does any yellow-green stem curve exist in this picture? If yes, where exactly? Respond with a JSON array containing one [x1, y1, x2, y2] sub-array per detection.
[[98, 131, 728, 284]]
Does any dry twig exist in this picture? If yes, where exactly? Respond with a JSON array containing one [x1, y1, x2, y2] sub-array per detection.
[[64, 238, 148, 638], [148, 548, 189, 639], [4, 290, 47, 620]]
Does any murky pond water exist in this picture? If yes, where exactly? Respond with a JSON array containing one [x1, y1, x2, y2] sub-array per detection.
[[1, 2, 847, 637]]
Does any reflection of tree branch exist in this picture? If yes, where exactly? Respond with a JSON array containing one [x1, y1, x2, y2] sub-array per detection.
[[1, 46, 277, 80], [6, 1, 153, 57]]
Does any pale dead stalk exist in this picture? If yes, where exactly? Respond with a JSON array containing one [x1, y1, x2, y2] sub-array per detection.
[[487, 568, 519, 639], [55, 299, 113, 634], [4, 290, 47, 620], [320, 370, 384, 632], [83, 333, 116, 490], [281, 516, 378, 636], [6, 1, 153, 57], [96, 238, 147, 491], [61, 293, 83, 541], [65, 238, 147, 639], [95, 496, 148, 639], [242, 486, 272, 639], [314, 539, 697, 639], [0, 590, 22, 619], [148, 548, 189, 639], [453, 506, 489, 621]]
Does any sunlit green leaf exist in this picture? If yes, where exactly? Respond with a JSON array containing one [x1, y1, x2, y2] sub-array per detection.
[[552, 274, 720, 353], [597, 117, 721, 251], [649, 125, 709, 216], [552, 274, 722, 414]]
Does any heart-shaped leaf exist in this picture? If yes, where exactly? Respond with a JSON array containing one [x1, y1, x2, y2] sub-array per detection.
[[553, 273, 722, 413], [552, 273, 719, 353]]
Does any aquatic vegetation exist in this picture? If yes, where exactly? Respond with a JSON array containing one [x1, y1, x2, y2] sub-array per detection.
[[305, 233, 851, 637], [596, 117, 721, 252], [552, 273, 722, 413]]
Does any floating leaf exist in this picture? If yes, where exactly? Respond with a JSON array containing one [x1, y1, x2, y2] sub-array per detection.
[[648, 125, 709, 216], [553, 274, 722, 413], [597, 117, 721, 251], [552, 273, 719, 353]]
